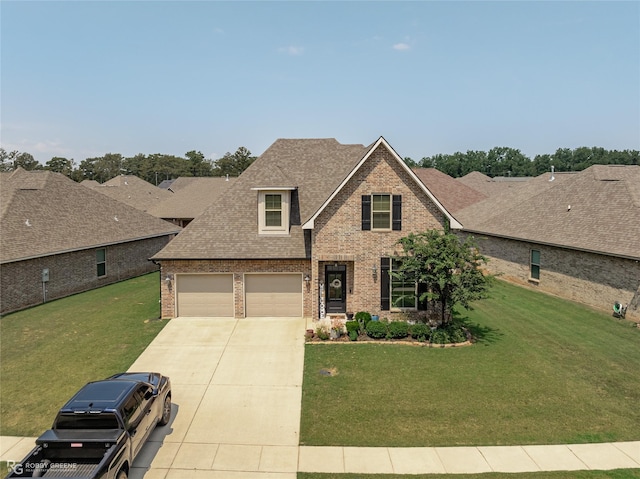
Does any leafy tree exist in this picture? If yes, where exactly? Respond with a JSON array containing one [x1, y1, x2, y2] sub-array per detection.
[[212, 147, 255, 177], [185, 150, 214, 177], [0, 148, 17, 172], [391, 230, 492, 324], [45, 157, 74, 177]]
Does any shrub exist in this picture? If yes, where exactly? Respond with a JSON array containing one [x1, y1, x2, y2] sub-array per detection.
[[316, 326, 330, 341], [355, 311, 372, 334], [430, 328, 450, 345], [447, 323, 467, 343], [345, 320, 359, 334], [387, 320, 409, 339], [410, 323, 430, 342], [348, 330, 358, 341], [366, 320, 387, 339]]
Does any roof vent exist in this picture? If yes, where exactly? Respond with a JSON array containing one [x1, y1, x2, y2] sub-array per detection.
[[549, 166, 555, 182]]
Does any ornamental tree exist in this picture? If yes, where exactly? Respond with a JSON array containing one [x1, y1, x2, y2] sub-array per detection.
[[391, 230, 492, 324]]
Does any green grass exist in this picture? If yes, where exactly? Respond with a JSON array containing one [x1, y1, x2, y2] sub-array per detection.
[[298, 471, 640, 479], [0, 273, 168, 436], [301, 280, 640, 447]]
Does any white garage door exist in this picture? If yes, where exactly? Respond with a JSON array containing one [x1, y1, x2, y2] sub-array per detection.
[[245, 274, 302, 317], [176, 274, 234, 317]]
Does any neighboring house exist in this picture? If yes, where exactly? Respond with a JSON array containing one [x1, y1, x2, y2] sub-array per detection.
[[457, 171, 531, 197], [0, 168, 181, 315], [413, 168, 487, 213], [148, 177, 236, 227], [83, 175, 173, 213], [455, 165, 640, 320], [151, 137, 461, 319]]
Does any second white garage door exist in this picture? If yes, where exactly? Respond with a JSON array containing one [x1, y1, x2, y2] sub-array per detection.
[[176, 274, 234, 317], [244, 274, 302, 317]]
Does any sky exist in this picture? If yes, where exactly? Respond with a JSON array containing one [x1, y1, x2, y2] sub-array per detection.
[[1, 1, 639, 165]]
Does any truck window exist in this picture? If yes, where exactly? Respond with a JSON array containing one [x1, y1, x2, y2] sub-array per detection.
[[55, 413, 120, 429]]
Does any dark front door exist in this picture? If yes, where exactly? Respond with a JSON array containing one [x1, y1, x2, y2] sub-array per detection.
[[325, 265, 346, 313]]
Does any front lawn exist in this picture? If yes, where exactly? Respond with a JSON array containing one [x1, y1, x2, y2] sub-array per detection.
[[0, 273, 167, 436], [301, 280, 640, 447]]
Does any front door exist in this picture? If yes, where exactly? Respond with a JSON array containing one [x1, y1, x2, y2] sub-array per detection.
[[325, 265, 346, 313]]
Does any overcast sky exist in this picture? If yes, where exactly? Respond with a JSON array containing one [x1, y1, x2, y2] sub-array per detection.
[[2, 1, 638, 164]]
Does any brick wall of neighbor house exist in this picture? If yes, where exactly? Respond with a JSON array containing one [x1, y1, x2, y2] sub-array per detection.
[[459, 233, 640, 321], [311, 144, 446, 319], [0, 237, 170, 316], [159, 259, 312, 318]]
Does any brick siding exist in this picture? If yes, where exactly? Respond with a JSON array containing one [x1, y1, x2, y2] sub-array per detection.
[[0, 236, 171, 315], [458, 232, 640, 321], [311, 143, 445, 319]]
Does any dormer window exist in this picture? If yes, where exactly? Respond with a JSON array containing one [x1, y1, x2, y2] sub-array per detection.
[[255, 188, 293, 234]]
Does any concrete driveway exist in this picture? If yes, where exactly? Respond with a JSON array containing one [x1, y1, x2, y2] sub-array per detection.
[[128, 316, 305, 479]]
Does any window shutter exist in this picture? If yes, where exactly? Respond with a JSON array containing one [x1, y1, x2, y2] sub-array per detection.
[[417, 282, 428, 311], [380, 257, 390, 310], [361, 195, 371, 230], [392, 195, 402, 230]]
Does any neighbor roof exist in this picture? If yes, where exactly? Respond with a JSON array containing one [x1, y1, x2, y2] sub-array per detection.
[[0, 169, 181, 263], [456, 165, 640, 259], [148, 177, 236, 220], [457, 171, 532, 197], [152, 137, 462, 260], [84, 175, 173, 212], [412, 168, 487, 213]]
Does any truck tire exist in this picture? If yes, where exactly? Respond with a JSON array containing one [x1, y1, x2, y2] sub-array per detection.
[[159, 394, 171, 426]]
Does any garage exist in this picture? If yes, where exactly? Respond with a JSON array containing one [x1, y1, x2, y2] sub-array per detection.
[[244, 274, 302, 317], [176, 274, 234, 317]]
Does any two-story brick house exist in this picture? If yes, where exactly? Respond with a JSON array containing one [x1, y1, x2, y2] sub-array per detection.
[[151, 137, 461, 319]]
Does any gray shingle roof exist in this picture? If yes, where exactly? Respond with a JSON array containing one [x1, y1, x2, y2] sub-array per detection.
[[456, 165, 640, 259], [152, 138, 370, 260], [457, 171, 532, 197], [1, 169, 181, 263]]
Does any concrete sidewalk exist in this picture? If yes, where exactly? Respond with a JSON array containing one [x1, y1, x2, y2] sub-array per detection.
[[3, 436, 639, 476], [2, 317, 639, 477]]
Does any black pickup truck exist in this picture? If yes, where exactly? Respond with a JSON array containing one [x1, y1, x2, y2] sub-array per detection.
[[5, 372, 171, 479]]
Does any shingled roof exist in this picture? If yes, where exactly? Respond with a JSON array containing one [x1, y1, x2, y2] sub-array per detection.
[[457, 171, 532, 197], [412, 168, 487, 213], [84, 175, 173, 212], [152, 138, 370, 260], [456, 165, 640, 259], [1, 169, 181, 263], [148, 177, 237, 220]]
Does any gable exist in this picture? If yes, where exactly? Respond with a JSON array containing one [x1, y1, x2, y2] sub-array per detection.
[[302, 137, 461, 230]]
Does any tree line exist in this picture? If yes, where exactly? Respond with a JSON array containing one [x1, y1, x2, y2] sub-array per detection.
[[404, 146, 639, 178], [0, 147, 256, 184], [2, 144, 639, 183]]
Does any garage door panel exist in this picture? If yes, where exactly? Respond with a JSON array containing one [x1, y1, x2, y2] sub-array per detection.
[[177, 274, 234, 317], [245, 274, 302, 317]]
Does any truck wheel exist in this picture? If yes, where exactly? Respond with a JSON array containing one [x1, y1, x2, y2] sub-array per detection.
[[116, 469, 128, 479], [159, 394, 171, 426]]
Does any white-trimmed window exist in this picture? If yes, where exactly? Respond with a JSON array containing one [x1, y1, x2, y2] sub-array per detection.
[[530, 249, 541, 281], [257, 190, 291, 234], [391, 259, 417, 310], [96, 248, 107, 277], [372, 194, 391, 230]]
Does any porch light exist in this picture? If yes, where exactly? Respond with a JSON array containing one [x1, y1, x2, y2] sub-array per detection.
[[372, 263, 377, 274], [164, 275, 172, 283], [304, 274, 310, 283]]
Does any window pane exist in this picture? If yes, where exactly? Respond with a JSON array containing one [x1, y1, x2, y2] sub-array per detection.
[[265, 194, 281, 210], [96, 249, 106, 262], [531, 264, 540, 280], [531, 250, 540, 265], [372, 194, 390, 211], [265, 210, 282, 227], [97, 263, 106, 277], [372, 212, 390, 229]]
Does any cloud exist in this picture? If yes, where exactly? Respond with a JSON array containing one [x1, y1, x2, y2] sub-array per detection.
[[393, 42, 411, 51], [278, 45, 304, 56]]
